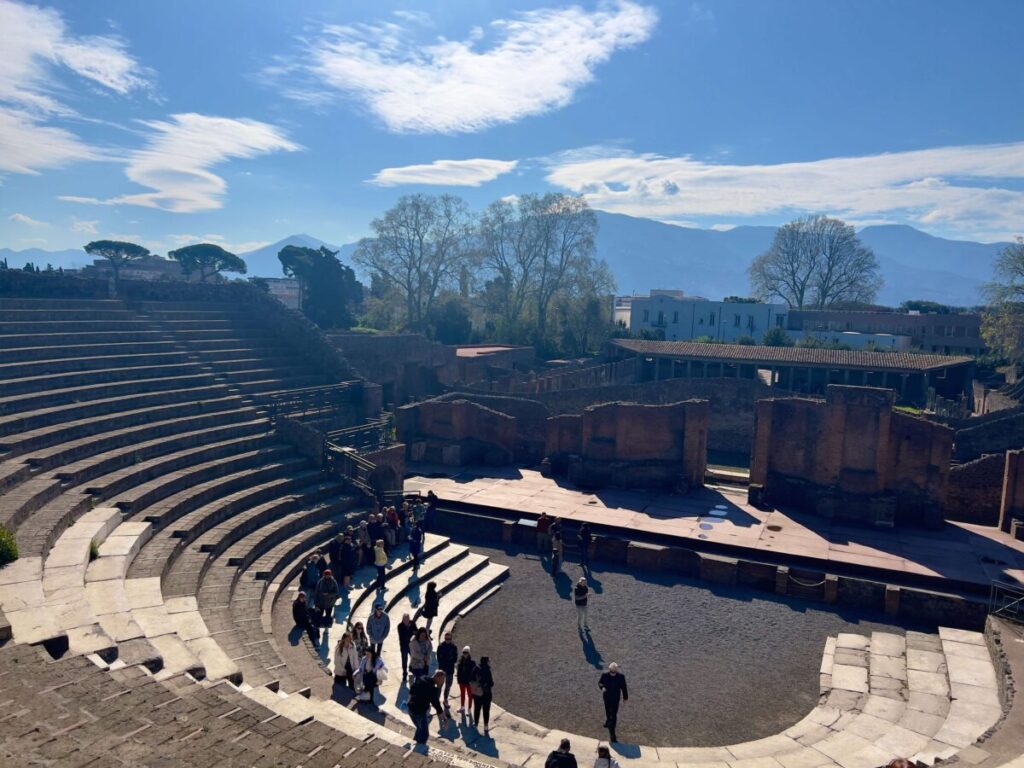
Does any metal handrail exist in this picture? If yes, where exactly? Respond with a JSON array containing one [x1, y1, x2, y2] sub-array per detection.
[[989, 579, 1024, 624]]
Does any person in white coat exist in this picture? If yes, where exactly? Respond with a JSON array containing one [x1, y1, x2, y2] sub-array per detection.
[[354, 648, 388, 706], [334, 632, 360, 691]]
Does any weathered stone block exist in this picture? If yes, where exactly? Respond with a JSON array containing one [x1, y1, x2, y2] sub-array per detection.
[[737, 559, 775, 591], [593, 535, 629, 565], [662, 546, 700, 577], [699, 553, 738, 586], [626, 542, 667, 571]]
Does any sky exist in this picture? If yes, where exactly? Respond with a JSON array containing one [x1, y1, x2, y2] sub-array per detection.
[[1, 0, 1023, 257]]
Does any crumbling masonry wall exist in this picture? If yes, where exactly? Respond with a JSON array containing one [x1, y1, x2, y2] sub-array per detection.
[[395, 398, 517, 466], [750, 385, 952, 528], [545, 400, 709, 491], [945, 453, 1005, 526]]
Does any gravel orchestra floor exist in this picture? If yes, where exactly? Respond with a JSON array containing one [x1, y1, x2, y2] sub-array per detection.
[[452, 541, 936, 748]]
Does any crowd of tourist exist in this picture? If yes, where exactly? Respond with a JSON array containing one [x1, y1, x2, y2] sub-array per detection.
[[291, 494, 629, 757]]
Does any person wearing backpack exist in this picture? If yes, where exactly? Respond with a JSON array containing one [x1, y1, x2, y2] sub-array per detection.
[[407, 670, 447, 745], [471, 656, 495, 735]]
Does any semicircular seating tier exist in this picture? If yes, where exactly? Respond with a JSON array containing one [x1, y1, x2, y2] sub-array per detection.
[[0, 296, 1019, 768]]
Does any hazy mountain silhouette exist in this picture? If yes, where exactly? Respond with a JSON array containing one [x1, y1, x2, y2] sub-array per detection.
[[2, 216, 1006, 306]]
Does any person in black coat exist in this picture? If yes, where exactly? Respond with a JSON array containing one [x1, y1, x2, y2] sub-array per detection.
[[598, 662, 628, 743], [421, 581, 440, 633], [397, 613, 416, 679], [577, 523, 592, 568], [291, 592, 318, 646], [471, 656, 495, 734], [327, 534, 343, 571], [436, 631, 458, 712], [407, 670, 447, 745], [545, 739, 578, 768]]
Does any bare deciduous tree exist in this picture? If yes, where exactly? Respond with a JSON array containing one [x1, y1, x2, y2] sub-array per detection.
[[353, 194, 476, 331], [983, 236, 1024, 364], [749, 215, 882, 308]]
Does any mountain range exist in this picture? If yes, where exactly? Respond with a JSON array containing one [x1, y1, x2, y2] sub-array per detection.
[[1, 214, 1007, 307]]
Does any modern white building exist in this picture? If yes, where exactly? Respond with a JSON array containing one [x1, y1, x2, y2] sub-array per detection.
[[628, 290, 789, 343]]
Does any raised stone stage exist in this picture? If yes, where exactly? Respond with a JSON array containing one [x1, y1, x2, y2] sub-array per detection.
[[405, 467, 1024, 593]]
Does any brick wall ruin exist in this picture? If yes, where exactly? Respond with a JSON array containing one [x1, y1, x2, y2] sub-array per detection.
[[544, 400, 709, 491], [945, 454, 1005, 526], [395, 398, 517, 466], [1000, 449, 1024, 534], [750, 385, 953, 528]]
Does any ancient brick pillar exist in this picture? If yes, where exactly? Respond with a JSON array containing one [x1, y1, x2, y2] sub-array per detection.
[[999, 449, 1024, 533]]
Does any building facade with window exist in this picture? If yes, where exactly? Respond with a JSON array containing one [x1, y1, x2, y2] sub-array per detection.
[[628, 291, 788, 343], [788, 309, 983, 355]]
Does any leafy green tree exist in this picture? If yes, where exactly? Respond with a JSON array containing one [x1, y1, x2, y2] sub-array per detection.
[[762, 327, 794, 346], [169, 243, 247, 282], [982, 236, 1024, 364], [899, 299, 959, 315], [279, 245, 363, 329], [735, 335, 756, 345], [426, 295, 473, 344], [749, 215, 882, 308], [84, 240, 149, 292]]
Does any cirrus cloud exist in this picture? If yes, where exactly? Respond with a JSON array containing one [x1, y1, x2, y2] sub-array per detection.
[[544, 141, 1024, 240], [0, 0, 150, 176], [8, 212, 49, 228], [279, 1, 657, 134], [60, 113, 300, 213], [368, 158, 518, 187]]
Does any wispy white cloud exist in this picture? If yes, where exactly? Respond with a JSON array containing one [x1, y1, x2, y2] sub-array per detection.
[[60, 113, 300, 213], [368, 158, 518, 187], [166, 233, 271, 254], [544, 141, 1024, 240], [8, 212, 49, 228], [0, 0, 150, 176], [71, 218, 99, 235], [278, 1, 657, 133]]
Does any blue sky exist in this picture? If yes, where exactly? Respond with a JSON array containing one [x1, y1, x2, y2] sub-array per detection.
[[1, 0, 1022, 257]]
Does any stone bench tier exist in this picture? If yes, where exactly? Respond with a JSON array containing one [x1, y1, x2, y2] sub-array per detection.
[[0, 350, 193, 379], [0, 319, 162, 334], [19, 405, 264, 473], [0, 394, 247, 455], [0, 339, 184, 365], [0, 361, 212, 398], [0, 371, 219, 415], [0, 382, 235, 436]]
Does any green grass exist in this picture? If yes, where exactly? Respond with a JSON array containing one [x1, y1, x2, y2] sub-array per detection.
[[0, 525, 18, 567]]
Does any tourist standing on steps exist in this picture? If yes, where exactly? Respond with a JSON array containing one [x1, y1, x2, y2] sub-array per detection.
[[385, 505, 400, 548], [409, 522, 425, 568], [291, 592, 319, 645], [456, 646, 477, 715], [471, 656, 494, 734], [340, 534, 358, 589], [421, 581, 440, 633], [598, 662, 628, 743], [300, 556, 319, 596], [537, 512, 552, 554], [314, 568, 340, 626], [424, 490, 437, 531], [407, 670, 447, 746], [397, 613, 415, 680], [357, 520, 372, 566], [551, 531, 563, 575], [409, 626, 433, 680], [578, 523, 592, 568], [368, 513, 385, 554], [315, 550, 329, 578], [334, 631, 359, 691], [593, 745, 621, 768], [366, 603, 391, 656], [436, 632, 458, 713], [351, 621, 369, 658], [574, 577, 590, 630], [546, 738, 578, 768], [328, 533, 343, 571], [373, 539, 388, 591]]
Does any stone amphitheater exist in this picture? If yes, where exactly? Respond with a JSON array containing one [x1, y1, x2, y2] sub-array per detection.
[[0, 294, 1021, 768]]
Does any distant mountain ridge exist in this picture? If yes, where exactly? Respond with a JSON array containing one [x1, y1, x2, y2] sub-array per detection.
[[2, 217, 1007, 307]]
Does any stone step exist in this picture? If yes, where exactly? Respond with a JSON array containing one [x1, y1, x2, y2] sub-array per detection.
[[0, 319, 161, 334], [0, 382, 235, 437], [0, 329, 172, 350], [0, 349, 193, 379], [0, 394, 248, 456], [0, 339, 181, 364], [0, 371, 219, 415]]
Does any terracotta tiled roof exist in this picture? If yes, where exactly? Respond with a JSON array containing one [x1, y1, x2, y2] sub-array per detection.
[[609, 338, 973, 372]]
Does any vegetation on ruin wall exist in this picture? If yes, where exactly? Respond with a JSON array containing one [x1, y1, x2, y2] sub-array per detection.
[[0, 525, 17, 567], [982, 237, 1024, 367]]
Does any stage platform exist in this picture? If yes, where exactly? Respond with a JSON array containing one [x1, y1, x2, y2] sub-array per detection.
[[405, 465, 1024, 594]]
